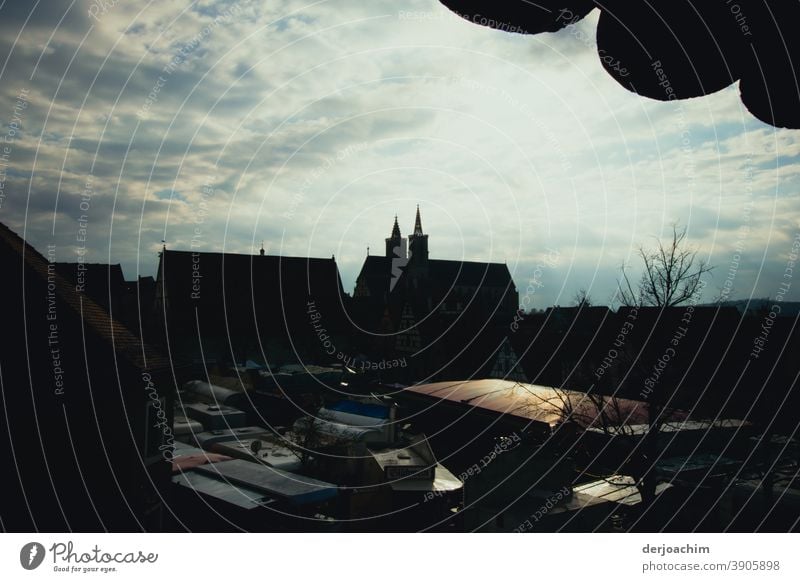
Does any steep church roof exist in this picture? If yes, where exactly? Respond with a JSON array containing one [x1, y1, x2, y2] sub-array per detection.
[[355, 255, 515, 298], [428, 259, 514, 289]]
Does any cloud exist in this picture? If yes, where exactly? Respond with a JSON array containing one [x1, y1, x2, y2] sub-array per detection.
[[0, 0, 797, 307]]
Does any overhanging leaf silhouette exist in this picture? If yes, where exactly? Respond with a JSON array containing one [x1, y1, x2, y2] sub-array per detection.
[[440, 0, 800, 128]]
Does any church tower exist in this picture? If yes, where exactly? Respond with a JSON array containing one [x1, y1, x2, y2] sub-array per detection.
[[408, 205, 429, 265], [385, 215, 405, 259]]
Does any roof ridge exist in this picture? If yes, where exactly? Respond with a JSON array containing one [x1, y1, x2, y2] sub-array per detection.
[[162, 248, 337, 261], [429, 258, 510, 267]]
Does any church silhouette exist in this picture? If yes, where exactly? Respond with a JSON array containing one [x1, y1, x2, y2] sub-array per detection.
[[351, 207, 524, 382]]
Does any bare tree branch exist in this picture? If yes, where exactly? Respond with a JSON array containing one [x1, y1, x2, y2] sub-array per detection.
[[617, 223, 713, 308], [573, 288, 593, 308]]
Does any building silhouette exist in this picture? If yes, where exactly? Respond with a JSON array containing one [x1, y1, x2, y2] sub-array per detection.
[[0, 222, 177, 531], [154, 247, 348, 367], [352, 207, 524, 382]]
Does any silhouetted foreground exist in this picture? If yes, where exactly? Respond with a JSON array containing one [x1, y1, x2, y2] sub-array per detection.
[[2, 220, 798, 532]]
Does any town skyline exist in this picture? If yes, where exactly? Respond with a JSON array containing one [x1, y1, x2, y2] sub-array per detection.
[[23, 204, 797, 311], [3, 0, 800, 548], [1, 1, 798, 310]]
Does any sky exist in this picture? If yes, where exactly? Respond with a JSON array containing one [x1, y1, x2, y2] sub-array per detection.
[[1, 0, 799, 309]]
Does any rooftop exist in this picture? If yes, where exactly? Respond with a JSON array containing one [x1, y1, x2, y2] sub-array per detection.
[[404, 379, 679, 428]]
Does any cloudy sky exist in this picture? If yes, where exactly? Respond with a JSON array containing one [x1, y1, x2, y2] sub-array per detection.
[[1, 0, 798, 308]]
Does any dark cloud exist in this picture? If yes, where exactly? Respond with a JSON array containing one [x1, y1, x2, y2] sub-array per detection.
[[0, 0, 92, 35]]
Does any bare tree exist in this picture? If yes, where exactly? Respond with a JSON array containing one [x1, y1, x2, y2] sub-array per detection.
[[522, 384, 671, 513], [286, 408, 355, 470], [572, 288, 593, 308], [617, 224, 713, 308]]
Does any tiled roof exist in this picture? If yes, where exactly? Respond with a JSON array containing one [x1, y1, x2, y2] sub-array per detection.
[[0, 221, 169, 373]]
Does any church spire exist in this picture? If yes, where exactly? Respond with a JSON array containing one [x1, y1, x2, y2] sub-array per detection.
[[413, 205, 423, 235], [408, 205, 429, 266], [386, 214, 405, 258]]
